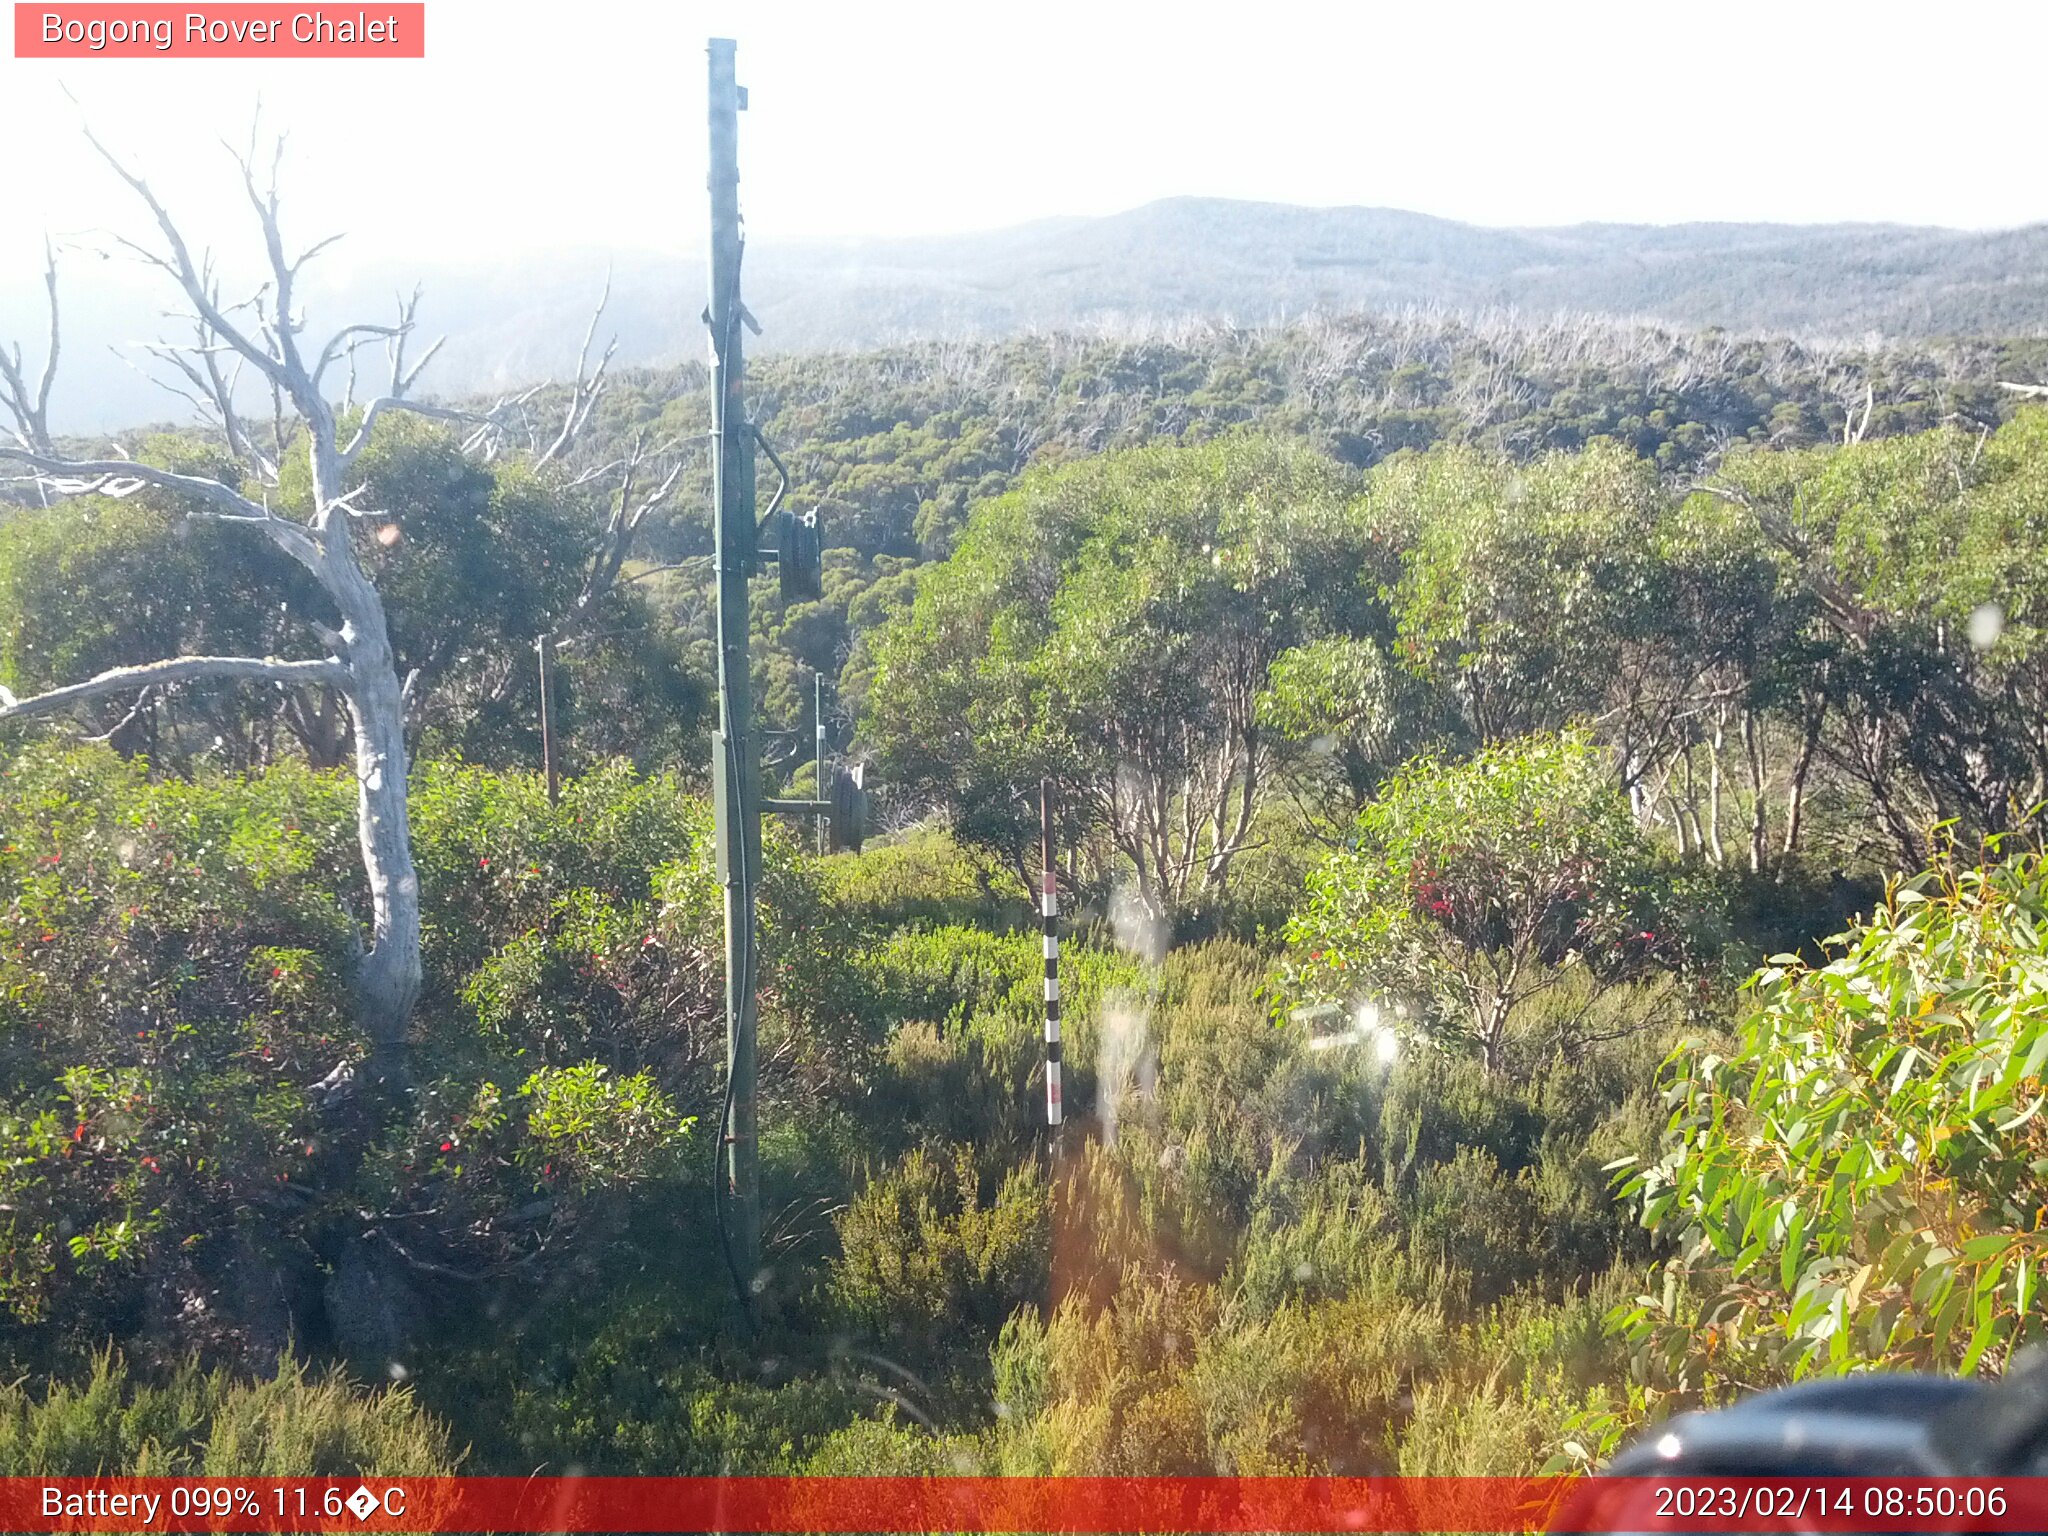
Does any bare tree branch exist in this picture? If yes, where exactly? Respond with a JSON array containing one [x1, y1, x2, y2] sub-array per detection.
[[141, 304, 281, 483], [0, 237, 59, 454], [568, 432, 692, 624], [120, 345, 214, 418], [0, 447, 320, 567], [314, 321, 407, 389], [619, 562, 691, 587], [387, 288, 444, 397], [82, 127, 297, 406], [536, 272, 616, 466], [81, 687, 155, 744], [398, 333, 445, 395], [0, 654, 348, 723], [339, 393, 518, 468]]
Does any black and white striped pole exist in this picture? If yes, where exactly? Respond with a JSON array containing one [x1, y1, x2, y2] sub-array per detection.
[[1040, 778, 1062, 1130]]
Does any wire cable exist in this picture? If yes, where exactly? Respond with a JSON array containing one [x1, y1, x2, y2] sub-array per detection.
[[707, 234, 757, 1326]]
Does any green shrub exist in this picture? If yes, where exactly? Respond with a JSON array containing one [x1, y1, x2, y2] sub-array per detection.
[[1231, 1160, 1418, 1316], [830, 1146, 1048, 1363], [0, 1351, 455, 1475], [860, 926, 1146, 1150], [1396, 1370, 1585, 1475], [0, 745, 359, 1346], [802, 1413, 984, 1475], [1404, 1147, 1541, 1303], [1621, 838, 2048, 1390], [989, 1272, 1216, 1475], [0, 742, 859, 1374], [822, 825, 1019, 933], [1193, 1289, 1455, 1474]]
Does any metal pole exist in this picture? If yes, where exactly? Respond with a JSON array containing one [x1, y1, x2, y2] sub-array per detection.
[[1041, 779, 1062, 1129], [536, 634, 559, 806], [707, 35, 761, 1287], [814, 672, 828, 856]]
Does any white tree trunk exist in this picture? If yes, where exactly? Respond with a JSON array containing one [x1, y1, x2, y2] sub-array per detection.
[[325, 557, 422, 1054]]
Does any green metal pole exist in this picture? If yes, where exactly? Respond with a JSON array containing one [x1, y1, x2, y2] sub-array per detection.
[[815, 672, 827, 857], [536, 633, 559, 806], [707, 35, 761, 1290]]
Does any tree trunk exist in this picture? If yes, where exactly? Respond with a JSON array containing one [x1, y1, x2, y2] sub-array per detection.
[[310, 442, 423, 1078], [1706, 710, 1727, 866], [1202, 734, 1262, 896], [1777, 704, 1822, 878], [342, 658, 421, 1064], [284, 685, 348, 769], [1479, 995, 1511, 1076], [1742, 709, 1768, 874]]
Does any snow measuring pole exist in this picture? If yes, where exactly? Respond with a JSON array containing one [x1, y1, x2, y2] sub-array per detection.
[[1041, 779, 1063, 1131], [705, 38, 867, 1298]]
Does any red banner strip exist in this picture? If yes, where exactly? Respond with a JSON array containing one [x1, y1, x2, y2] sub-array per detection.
[[14, 5, 425, 58], [3, 1476, 2045, 1533]]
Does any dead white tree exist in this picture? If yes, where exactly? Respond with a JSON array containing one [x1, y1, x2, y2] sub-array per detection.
[[563, 431, 689, 613], [517, 275, 693, 629], [536, 271, 618, 468], [0, 237, 59, 459], [0, 130, 493, 1081]]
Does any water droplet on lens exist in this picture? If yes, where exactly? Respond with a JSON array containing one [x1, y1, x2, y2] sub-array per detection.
[[1968, 602, 2005, 651]]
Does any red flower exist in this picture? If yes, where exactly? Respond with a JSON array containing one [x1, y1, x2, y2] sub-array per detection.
[[479, 856, 490, 868], [440, 1140, 454, 1152], [72, 1124, 85, 1142]]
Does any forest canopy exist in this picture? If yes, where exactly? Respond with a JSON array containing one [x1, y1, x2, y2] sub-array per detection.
[[3, 289, 2047, 1476]]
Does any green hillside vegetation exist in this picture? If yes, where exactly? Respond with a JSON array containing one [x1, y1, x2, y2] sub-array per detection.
[[32, 308, 2011, 789], [2, 319, 2047, 1473]]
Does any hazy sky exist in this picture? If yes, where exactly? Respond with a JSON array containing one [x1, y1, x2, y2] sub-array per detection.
[[4, 0, 2046, 287]]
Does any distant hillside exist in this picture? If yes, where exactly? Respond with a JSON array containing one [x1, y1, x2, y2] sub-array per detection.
[[11, 197, 2048, 430], [748, 200, 2048, 346]]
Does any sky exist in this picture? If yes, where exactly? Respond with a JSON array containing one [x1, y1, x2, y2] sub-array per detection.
[[5, 0, 2047, 293]]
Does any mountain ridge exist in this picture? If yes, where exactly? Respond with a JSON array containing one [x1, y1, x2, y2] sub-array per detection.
[[10, 195, 2047, 430]]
